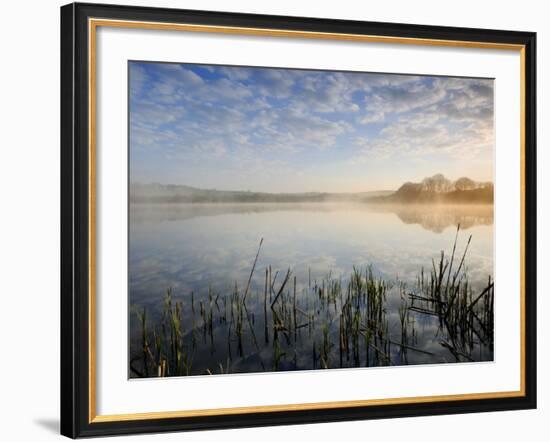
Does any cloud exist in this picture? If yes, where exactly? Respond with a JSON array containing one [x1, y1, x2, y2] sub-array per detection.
[[358, 111, 385, 125], [255, 68, 296, 98], [155, 63, 204, 86], [129, 64, 148, 98], [365, 79, 446, 114], [129, 62, 494, 190]]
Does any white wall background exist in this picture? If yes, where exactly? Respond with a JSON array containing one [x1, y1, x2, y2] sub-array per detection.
[[0, 0, 546, 440]]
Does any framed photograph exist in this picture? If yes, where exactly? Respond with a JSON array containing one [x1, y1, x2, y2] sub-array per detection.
[[60, 2, 537, 438]]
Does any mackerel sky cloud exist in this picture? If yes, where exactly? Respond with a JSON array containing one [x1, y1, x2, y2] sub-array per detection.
[[129, 61, 494, 192]]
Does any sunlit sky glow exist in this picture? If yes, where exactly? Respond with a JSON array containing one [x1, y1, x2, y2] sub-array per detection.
[[129, 61, 494, 192]]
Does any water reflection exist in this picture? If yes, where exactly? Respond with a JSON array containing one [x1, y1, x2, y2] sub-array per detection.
[[130, 202, 380, 224], [368, 204, 493, 233], [131, 202, 493, 234], [129, 203, 494, 377]]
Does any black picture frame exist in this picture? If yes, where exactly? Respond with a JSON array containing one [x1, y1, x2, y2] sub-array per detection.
[[60, 2, 537, 438]]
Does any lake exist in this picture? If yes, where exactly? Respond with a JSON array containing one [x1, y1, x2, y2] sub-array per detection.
[[129, 203, 494, 377]]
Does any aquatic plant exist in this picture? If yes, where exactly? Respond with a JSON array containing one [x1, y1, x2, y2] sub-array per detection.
[[130, 227, 494, 378]]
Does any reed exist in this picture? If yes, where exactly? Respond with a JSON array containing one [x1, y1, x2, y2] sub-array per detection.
[[130, 229, 494, 377]]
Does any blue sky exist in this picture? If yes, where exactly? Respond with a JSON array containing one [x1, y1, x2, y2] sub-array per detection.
[[129, 61, 494, 192]]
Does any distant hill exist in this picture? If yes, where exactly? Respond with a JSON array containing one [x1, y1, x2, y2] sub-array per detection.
[[130, 183, 393, 204], [373, 174, 493, 204]]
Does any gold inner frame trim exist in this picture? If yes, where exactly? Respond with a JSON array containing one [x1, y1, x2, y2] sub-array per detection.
[[88, 17, 527, 424]]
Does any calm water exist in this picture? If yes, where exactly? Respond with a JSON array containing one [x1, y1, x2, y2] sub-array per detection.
[[129, 203, 494, 377]]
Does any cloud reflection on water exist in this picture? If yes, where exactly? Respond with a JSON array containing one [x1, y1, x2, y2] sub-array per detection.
[[129, 203, 493, 302], [129, 203, 494, 374]]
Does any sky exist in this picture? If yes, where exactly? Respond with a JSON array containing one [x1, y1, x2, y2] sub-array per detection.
[[129, 61, 494, 192]]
